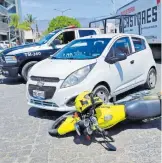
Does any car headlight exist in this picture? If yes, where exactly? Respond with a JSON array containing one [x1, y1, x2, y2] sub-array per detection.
[[61, 63, 96, 88], [4, 56, 17, 63]]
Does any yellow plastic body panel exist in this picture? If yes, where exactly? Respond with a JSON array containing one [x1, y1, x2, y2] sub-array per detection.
[[95, 104, 126, 129], [58, 116, 80, 135]]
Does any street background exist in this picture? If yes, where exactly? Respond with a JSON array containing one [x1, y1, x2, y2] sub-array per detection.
[[0, 62, 161, 163]]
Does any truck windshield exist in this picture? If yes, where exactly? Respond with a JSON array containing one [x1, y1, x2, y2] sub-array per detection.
[[51, 38, 111, 60], [38, 30, 60, 45]]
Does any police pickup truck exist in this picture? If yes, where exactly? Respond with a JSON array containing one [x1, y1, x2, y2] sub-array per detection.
[[0, 26, 100, 81]]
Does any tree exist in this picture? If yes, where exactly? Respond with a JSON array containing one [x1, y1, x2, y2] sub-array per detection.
[[25, 14, 37, 42], [25, 14, 36, 25], [9, 14, 30, 30], [9, 14, 31, 44], [47, 16, 81, 33]]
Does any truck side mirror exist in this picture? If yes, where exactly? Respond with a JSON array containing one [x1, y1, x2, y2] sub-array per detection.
[[50, 39, 61, 48]]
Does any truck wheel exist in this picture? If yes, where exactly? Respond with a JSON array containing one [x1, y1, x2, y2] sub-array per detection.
[[145, 68, 157, 89], [21, 61, 38, 82], [93, 85, 110, 103]]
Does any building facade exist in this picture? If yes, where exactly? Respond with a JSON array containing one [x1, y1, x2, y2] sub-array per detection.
[[0, 0, 22, 41], [0, 3, 8, 40]]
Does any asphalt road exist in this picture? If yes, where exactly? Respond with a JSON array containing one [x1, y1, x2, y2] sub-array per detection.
[[0, 62, 161, 163]]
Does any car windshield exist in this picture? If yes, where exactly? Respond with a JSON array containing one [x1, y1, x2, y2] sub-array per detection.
[[51, 38, 111, 60], [37, 30, 60, 45]]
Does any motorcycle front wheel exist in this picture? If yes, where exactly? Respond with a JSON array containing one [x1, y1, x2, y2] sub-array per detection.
[[48, 111, 76, 136]]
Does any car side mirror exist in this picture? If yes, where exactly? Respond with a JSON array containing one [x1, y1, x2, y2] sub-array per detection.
[[107, 53, 127, 64]]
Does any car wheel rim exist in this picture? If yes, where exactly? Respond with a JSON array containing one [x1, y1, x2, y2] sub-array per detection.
[[95, 89, 109, 103], [149, 72, 156, 87]]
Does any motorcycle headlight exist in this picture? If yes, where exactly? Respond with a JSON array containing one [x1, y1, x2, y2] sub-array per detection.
[[61, 63, 96, 88], [4, 56, 17, 63]]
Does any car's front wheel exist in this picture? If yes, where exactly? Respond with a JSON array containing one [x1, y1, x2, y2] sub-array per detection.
[[21, 61, 38, 82], [145, 68, 157, 89], [93, 85, 110, 103]]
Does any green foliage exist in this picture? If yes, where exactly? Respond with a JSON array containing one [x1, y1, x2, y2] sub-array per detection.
[[40, 30, 49, 38], [9, 14, 20, 28], [9, 14, 31, 31], [47, 16, 81, 33], [18, 21, 31, 31], [25, 14, 36, 25]]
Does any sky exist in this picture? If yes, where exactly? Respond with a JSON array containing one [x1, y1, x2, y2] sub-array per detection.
[[21, 0, 132, 20]]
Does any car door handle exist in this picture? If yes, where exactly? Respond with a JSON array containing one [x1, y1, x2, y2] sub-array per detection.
[[130, 60, 134, 64]]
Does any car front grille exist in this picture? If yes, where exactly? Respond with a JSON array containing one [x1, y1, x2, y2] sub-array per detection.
[[31, 76, 60, 83], [28, 84, 56, 100], [30, 99, 58, 107]]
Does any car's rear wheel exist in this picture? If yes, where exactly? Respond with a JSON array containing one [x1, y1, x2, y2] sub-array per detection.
[[21, 61, 38, 82], [145, 68, 157, 89], [93, 85, 110, 103]]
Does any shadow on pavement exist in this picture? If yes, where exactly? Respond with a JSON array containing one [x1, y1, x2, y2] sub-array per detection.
[[155, 59, 161, 64], [47, 113, 161, 148], [71, 117, 161, 151], [110, 85, 147, 102], [109, 117, 161, 137], [73, 117, 161, 148], [0, 77, 24, 85], [28, 107, 65, 120]]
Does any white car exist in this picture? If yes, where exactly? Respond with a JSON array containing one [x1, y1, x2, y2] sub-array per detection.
[[0, 41, 9, 49], [27, 33, 157, 111], [0, 46, 4, 53]]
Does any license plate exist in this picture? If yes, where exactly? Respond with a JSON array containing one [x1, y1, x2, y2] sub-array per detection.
[[33, 90, 45, 99]]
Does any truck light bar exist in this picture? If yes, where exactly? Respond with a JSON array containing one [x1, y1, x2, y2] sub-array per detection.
[[64, 25, 77, 29]]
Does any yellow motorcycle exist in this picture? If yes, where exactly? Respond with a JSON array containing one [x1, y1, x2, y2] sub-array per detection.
[[49, 91, 161, 151]]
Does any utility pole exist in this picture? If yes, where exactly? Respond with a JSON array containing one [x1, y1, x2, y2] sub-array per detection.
[[111, 0, 116, 15], [54, 8, 71, 16]]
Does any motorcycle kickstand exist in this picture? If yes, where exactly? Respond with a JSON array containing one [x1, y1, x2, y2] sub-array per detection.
[[101, 132, 117, 151], [102, 130, 115, 142]]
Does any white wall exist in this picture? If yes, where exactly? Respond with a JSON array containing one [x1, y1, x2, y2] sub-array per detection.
[[24, 30, 33, 40]]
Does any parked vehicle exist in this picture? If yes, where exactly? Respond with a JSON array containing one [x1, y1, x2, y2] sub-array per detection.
[[48, 91, 161, 150], [0, 46, 4, 53], [0, 41, 9, 49], [0, 26, 100, 81], [116, 0, 161, 60], [27, 33, 157, 111]]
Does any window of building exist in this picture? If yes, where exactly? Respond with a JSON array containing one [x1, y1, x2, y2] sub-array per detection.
[[8, 6, 16, 14]]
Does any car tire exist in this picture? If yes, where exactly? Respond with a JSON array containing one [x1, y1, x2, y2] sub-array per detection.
[[21, 61, 38, 82], [93, 85, 110, 103], [145, 68, 157, 89]]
